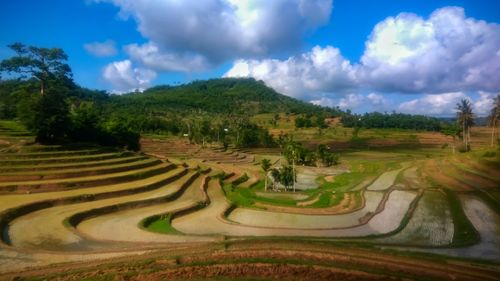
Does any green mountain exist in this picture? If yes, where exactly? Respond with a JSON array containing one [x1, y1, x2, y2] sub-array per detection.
[[109, 78, 338, 116]]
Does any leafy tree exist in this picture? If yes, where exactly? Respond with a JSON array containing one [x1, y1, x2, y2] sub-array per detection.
[[68, 101, 101, 142], [100, 117, 141, 151], [316, 144, 339, 166], [488, 94, 500, 147], [30, 82, 71, 143], [0, 43, 72, 95], [261, 158, 272, 191], [456, 99, 474, 151], [441, 124, 461, 154], [271, 165, 296, 191]]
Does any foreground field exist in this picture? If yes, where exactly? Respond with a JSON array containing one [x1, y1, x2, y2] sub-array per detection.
[[0, 123, 499, 280]]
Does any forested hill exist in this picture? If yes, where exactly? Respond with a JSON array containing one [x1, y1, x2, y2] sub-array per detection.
[[109, 78, 337, 116]]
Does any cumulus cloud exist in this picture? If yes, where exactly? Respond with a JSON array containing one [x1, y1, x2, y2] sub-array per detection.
[[224, 45, 357, 99], [360, 7, 500, 93], [84, 40, 117, 57], [225, 6, 500, 108], [474, 91, 497, 115], [398, 92, 468, 116], [310, 92, 392, 112], [94, 0, 332, 71], [103, 60, 156, 93], [125, 42, 209, 72]]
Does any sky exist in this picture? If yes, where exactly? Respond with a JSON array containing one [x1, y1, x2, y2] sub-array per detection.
[[1, 0, 499, 116]]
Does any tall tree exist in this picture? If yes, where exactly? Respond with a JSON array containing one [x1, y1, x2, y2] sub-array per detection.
[[271, 166, 296, 191], [441, 124, 461, 154], [0, 43, 72, 95], [489, 94, 500, 147], [456, 99, 474, 151], [261, 158, 272, 191]]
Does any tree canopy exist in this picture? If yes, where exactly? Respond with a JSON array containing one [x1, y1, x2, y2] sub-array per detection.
[[0, 42, 72, 95]]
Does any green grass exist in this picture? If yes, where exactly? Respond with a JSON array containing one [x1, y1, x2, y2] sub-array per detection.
[[317, 160, 401, 192], [308, 192, 333, 208], [444, 189, 480, 246], [222, 183, 256, 207], [145, 214, 181, 234]]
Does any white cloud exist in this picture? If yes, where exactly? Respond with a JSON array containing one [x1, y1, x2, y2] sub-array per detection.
[[366, 93, 391, 109], [102, 60, 156, 93], [474, 91, 497, 116], [125, 42, 209, 72], [338, 94, 364, 110], [310, 97, 337, 108], [360, 7, 500, 93], [84, 40, 117, 57], [310, 92, 392, 112], [94, 0, 332, 71], [224, 45, 357, 99], [398, 92, 468, 116]]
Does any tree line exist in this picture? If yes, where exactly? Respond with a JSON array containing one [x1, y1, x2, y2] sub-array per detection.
[[0, 43, 140, 150], [341, 111, 442, 131], [0, 43, 280, 150]]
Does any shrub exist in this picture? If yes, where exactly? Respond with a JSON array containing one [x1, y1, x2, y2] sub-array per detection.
[[99, 119, 141, 151], [458, 144, 470, 153], [482, 151, 496, 158]]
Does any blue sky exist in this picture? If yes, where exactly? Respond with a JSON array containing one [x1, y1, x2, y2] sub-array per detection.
[[1, 0, 499, 116]]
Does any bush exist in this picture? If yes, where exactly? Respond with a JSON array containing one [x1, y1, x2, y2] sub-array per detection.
[[458, 144, 470, 153], [100, 119, 141, 151], [482, 151, 496, 158]]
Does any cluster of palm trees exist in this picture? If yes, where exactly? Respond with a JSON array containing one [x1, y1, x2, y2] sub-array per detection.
[[455, 94, 500, 151]]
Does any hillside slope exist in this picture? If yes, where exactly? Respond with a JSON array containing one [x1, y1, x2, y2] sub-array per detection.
[[109, 78, 336, 115]]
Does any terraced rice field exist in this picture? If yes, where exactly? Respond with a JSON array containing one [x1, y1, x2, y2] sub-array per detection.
[[0, 133, 499, 280]]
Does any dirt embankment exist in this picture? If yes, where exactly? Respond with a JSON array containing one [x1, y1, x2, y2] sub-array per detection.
[[3, 244, 498, 281]]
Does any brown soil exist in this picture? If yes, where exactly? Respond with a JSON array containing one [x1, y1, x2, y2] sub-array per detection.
[[324, 175, 335, 182], [2, 242, 498, 281], [421, 159, 473, 191], [295, 193, 320, 207]]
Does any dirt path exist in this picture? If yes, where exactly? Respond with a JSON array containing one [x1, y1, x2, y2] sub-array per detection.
[[3, 242, 497, 281]]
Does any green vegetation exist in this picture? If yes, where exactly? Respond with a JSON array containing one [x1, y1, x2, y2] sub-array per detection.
[[0, 43, 140, 150], [114, 78, 336, 116], [144, 214, 181, 235], [1, 42, 499, 280], [456, 99, 475, 152], [279, 139, 339, 167], [444, 189, 480, 246], [341, 111, 442, 131]]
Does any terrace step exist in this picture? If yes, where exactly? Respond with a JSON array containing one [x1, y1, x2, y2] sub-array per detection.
[[0, 155, 149, 172], [0, 158, 162, 181], [0, 151, 134, 166], [0, 148, 105, 159], [5, 171, 201, 250], [0, 162, 176, 193]]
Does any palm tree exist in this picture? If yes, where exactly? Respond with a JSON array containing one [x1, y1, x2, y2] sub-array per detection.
[[456, 99, 474, 151], [488, 94, 500, 147], [261, 158, 272, 191]]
